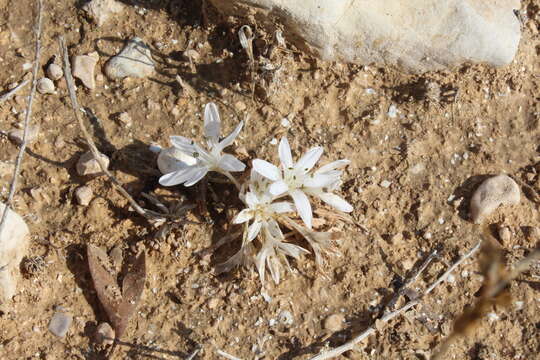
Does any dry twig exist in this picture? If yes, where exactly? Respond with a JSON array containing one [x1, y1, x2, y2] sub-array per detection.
[[0, 80, 30, 104], [217, 349, 244, 360], [58, 36, 166, 223], [0, 0, 43, 242], [308, 241, 482, 360]]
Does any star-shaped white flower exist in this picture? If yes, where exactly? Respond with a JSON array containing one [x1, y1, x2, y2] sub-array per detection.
[[159, 102, 246, 187], [252, 137, 352, 228]]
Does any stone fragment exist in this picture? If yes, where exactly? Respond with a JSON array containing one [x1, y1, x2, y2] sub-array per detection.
[[72, 52, 99, 90], [157, 146, 197, 175], [8, 124, 40, 145], [76, 151, 110, 176], [117, 112, 132, 126], [498, 226, 511, 243], [83, 0, 124, 26], [75, 186, 93, 206], [323, 313, 345, 332], [94, 322, 115, 345], [470, 174, 520, 224], [46, 63, 63, 81], [105, 37, 155, 79], [48, 311, 73, 337], [37, 78, 55, 94], [209, 0, 522, 73], [0, 203, 30, 303]]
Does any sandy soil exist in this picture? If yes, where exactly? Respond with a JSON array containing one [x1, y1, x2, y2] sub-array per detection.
[[0, 0, 539, 359]]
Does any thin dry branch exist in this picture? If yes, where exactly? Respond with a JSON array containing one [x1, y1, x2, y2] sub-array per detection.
[[309, 241, 482, 360], [217, 349, 244, 360], [58, 36, 165, 223], [0, 0, 43, 242], [0, 80, 30, 104]]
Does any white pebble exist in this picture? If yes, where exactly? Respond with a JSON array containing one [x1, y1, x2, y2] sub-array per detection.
[[76, 151, 110, 176], [37, 78, 55, 94], [75, 186, 93, 206], [46, 63, 63, 80], [379, 180, 392, 188], [470, 174, 520, 223], [387, 104, 398, 118]]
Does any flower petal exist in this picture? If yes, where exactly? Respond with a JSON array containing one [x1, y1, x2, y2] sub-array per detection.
[[278, 137, 293, 169], [304, 173, 339, 188], [295, 147, 323, 173], [270, 201, 294, 214], [247, 220, 262, 241], [290, 189, 313, 228], [253, 159, 282, 181], [183, 167, 209, 186], [204, 102, 221, 143], [245, 191, 259, 208], [217, 121, 243, 151], [159, 165, 203, 186], [269, 180, 288, 196], [170, 136, 196, 154], [192, 142, 213, 164], [233, 209, 253, 224], [316, 159, 351, 174], [318, 192, 353, 212], [218, 154, 246, 172]]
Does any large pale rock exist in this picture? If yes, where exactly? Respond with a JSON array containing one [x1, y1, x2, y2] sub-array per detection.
[[83, 0, 124, 26], [209, 0, 522, 72], [0, 203, 30, 303]]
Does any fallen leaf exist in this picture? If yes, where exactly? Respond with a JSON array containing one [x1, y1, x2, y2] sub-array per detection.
[[87, 244, 146, 339]]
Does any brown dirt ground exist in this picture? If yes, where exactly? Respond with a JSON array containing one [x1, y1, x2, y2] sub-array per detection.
[[0, 0, 539, 359]]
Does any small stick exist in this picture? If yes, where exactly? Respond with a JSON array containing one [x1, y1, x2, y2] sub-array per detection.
[[186, 347, 200, 360], [216, 349, 243, 360], [0, 0, 43, 243], [308, 241, 482, 360], [58, 36, 164, 222], [0, 80, 30, 104]]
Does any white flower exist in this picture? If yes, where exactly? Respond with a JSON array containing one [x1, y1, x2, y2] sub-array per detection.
[[252, 137, 352, 228], [159, 102, 245, 187]]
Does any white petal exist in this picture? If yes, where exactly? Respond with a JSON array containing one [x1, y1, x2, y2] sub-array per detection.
[[270, 201, 294, 214], [253, 159, 282, 181], [318, 192, 353, 212], [233, 209, 253, 224], [278, 137, 293, 169], [304, 173, 339, 188], [204, 102, 221, 142], [217, 121, 243, 151], [316, 159, 351, 174], [218, 154, 246, 172], [247, 220, 262, 241], [269, 180, 288, 196], [277, 242, 309, 259], [295, 147, 323, 173], [267, 219, 284, 239], [192, 143, 213, 164], [159, 166, 203, 186], [170, 136, 196, 153], [245, 191, 259, 208], [290, 189, 313, 228], [183, 167, 209, 186]]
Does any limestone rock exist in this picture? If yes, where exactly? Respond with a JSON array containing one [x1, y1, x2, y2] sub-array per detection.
[[76, 151, 110, 176], [72, 52, 99, 90], [209, 0, 522, 72], [8, 124, 40, 145], [157, 146, 197, 175], [82, 0, 124, 26], [0, 203, 30, 303], [48, 311, 73, 337], [470, 174, 520, 224], [46, 63, 63, 81], [105, 37, 155, 79], [37, 78, 55, 94], [75, 186, 94, 206]]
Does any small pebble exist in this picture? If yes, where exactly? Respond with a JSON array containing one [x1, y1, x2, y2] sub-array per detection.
[[379, 180, 392, 188], [94, 322, 115, 345], [72, 52, 99, 90], [387, 104, 398, 118], [526, 226, 540, 241], [75, 186, 93, 206], [207, 298, 220, 309], [105, 37, 155, 79], [117, 112, 132, 126], [279, 310, 294, 325], [76, 151, 110, 176], [48, 311, 73, 337], [37, 78, 55, 94], [470, 174, 520, 224], [83, 0, 124, 26], [498, 226, 511, 243], [46, 63, 63, 80], [323, 313, 345, 332], [8, 124, 40, 145]]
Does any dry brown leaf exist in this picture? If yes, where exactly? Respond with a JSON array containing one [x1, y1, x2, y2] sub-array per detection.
[[87, 244, 146, 339]]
